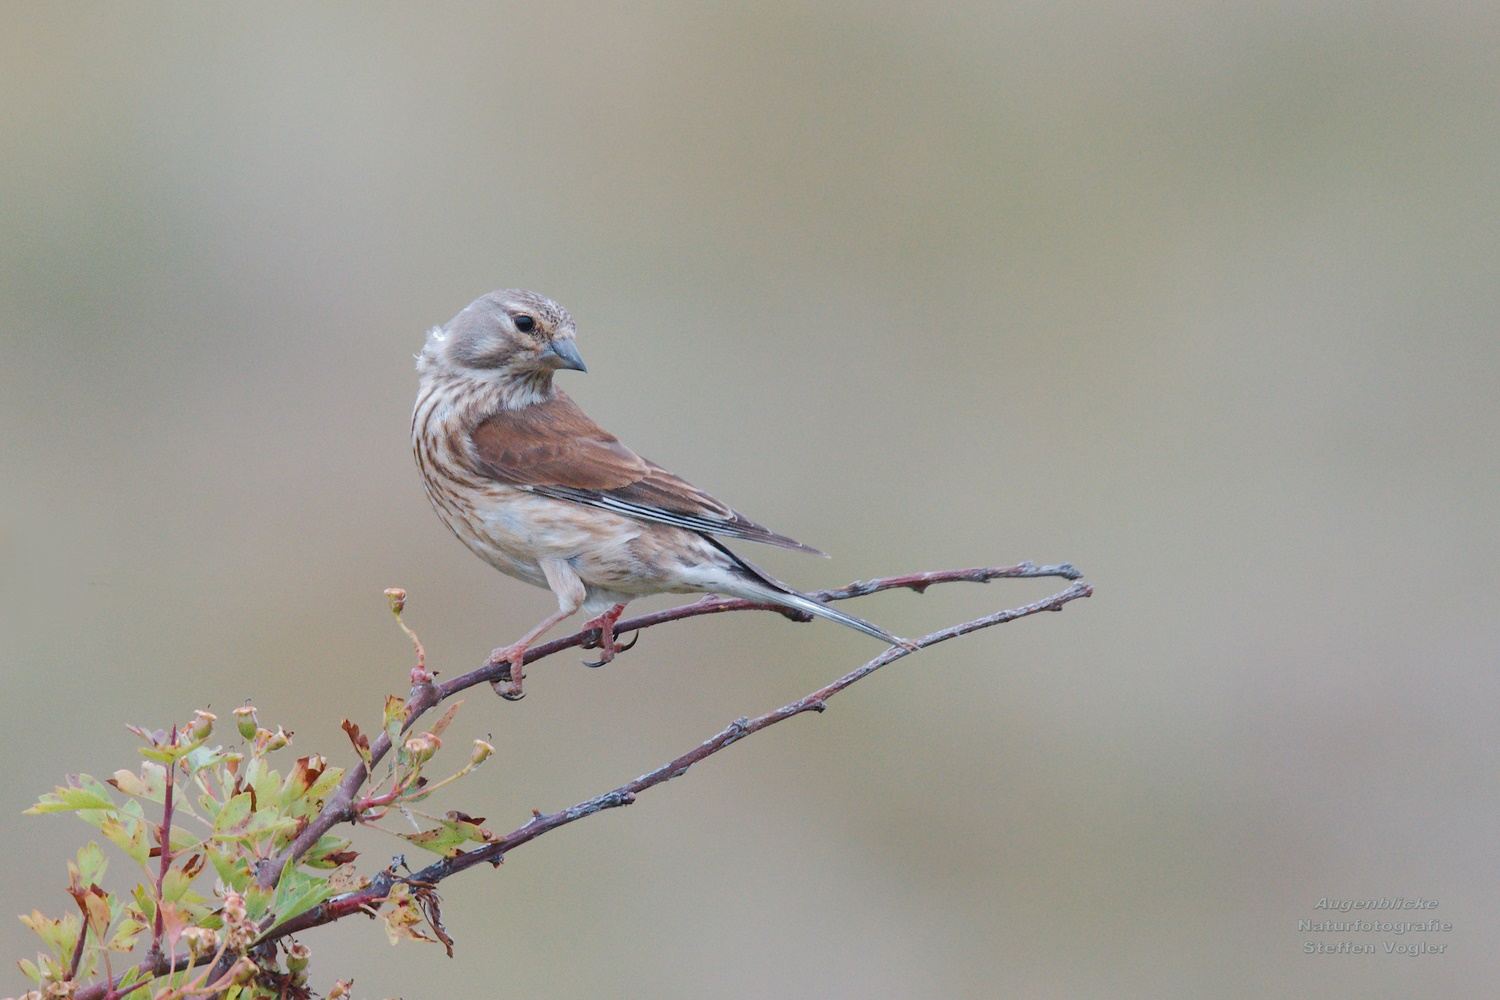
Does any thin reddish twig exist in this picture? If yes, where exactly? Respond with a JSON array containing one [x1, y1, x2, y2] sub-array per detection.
[[145, 726, 178, 964]]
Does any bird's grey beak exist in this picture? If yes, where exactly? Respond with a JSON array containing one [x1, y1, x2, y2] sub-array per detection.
[[543, 338, 587, 373]]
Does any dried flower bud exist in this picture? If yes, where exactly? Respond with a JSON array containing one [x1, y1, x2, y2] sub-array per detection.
[[404, 733, 440, 764], [285, 940, 311, 973], [328, 979, 352, 999], [233, 706, 258, 740], [228, 957, 258, 985], [182, 925, 220, 956], [385, 587, 407, 614], [222, 890, 247, 924], [188, 709, 216, 741], [470, 739, 495, 766]]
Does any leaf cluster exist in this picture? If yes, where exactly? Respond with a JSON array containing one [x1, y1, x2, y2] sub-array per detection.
[[11, 690, 492, 999]]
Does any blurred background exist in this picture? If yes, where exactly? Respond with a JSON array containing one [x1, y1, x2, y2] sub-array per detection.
[[2, 4, 1497, 997]]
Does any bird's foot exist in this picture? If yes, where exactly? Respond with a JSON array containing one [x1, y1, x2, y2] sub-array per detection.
[[580, 604, 634, 668], [583, 629, 638, 667], [486, 644, 528, 700]]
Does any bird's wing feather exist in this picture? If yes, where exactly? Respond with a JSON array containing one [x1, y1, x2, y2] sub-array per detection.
[[469, 391, 825, 555]]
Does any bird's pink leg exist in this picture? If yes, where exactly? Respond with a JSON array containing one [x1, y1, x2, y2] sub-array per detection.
[[580, 603, 633, 668], [487, 606, 576, 701]]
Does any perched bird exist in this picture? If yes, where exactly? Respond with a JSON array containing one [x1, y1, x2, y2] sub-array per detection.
[[412, 289, 908, 698]]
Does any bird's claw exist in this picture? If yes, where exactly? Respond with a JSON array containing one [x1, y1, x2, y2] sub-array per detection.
[[582, 629, 639, 668], [486, 646, 527, 700], [492, 664, 526, 700]]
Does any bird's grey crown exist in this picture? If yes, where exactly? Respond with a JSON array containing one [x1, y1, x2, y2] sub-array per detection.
[[464, 289, 573, 334]]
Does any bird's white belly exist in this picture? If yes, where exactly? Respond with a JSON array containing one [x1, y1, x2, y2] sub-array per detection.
[[436, 482, 659, 594]]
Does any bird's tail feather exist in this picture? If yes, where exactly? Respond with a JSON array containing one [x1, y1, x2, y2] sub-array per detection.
[[763, 586, 906, 646], [705, 537, 908, 647]]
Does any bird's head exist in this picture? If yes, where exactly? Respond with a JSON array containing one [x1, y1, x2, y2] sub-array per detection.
[[418, 289, 586, 404]]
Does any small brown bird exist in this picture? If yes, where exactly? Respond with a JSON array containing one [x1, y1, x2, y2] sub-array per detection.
[[412, 289, 908, 698]]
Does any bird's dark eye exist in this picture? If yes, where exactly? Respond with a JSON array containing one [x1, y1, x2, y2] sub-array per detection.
[[513, 315, 536, 333]]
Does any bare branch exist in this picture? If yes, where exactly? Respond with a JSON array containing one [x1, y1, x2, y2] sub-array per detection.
[[263, 579, 1092, 941], [258, 562, 1079, 890]]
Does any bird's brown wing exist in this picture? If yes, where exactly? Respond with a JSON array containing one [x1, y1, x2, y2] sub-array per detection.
[[469, 391, 825, 555]]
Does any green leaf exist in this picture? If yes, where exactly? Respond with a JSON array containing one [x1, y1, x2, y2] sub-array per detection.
[[243, 885, 273, 922], [132, 884, 156, 928], [400, 815, 490, 857], [108, 916, 148, 953], [213, 791, 253, 833], [27, 776, 116, 814], [383, 694, 406, 747], [163, 866, 195, 903], [208, 845, 254, 892], [304, 763, 345, 804], [109, 761, 168, 803], [274, 881, 336, 930], [76, 842, 108, 885], [115, 962, 148, 994], [169, 823, 202, 853], [267, 864, 335, 931], [250, 766, 284, 811], [183, 742, 226, 775], [18, 910, 80, 962], [240, 755, 266, 793], [99, 812, 149, 864], [303, 832, 356, 868], [138, 734, 208, 764]]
